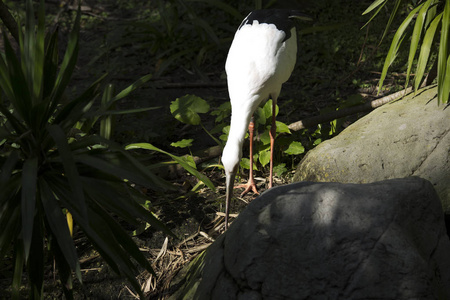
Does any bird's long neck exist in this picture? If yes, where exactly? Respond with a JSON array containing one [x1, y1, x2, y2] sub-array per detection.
[[222, 101, 256, 177], [228, 106, 253, 149]]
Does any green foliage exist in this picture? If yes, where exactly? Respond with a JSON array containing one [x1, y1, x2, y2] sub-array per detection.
[[170, 94, 223, 147], [284, 141, 305, 155], [170, 94, 210, 125], [247, 100, 302, 172], [171, 138, 194, 148], [364, 0, 450, 103], [170, 95, 306, 178], [0, 1, 204, 298]]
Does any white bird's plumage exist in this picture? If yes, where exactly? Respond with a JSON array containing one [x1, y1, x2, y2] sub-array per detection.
[[222, 9, 308, 228], [223, 20, 297, 177]]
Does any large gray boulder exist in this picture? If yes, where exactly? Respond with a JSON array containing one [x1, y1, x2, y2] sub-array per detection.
[[293, 86, 450, 213], [171, 178, 450, 299]]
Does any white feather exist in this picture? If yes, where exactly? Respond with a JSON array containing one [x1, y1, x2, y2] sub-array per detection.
[[222, 21, 297, 176]]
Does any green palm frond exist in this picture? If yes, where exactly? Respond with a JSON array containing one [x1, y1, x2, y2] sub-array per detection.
[[364, 0, 450, 103], [0, 1, 191, 298]]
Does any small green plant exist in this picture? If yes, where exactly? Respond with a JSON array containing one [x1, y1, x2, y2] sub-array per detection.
[[363, 0, 450, 103], [246, 100, 303, 174], [170, 94, 223, 147], [170, 95, 306, 178]]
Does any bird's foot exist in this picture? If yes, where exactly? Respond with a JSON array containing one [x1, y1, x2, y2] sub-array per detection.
[[235, 180, 259, 197]]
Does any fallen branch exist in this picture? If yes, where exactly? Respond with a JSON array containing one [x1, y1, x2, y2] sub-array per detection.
[[287, 87, 413, 131]]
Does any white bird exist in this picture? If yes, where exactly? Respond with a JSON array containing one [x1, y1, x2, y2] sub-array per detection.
[[222, 9, 311, 228]]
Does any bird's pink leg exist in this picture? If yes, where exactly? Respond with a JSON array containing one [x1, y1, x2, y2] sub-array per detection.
[[269, 100, 277, 189], [235, 116, 259, 196]]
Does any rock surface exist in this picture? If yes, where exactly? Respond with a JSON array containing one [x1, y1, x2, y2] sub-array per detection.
[[293, 86, 450, 213], [172, 177, 450, 299]]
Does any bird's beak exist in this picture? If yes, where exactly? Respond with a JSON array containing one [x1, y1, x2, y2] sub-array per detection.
[[225, 172, 236, 229]]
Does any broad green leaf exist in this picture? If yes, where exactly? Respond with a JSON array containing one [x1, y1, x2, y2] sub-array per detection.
[[179, 155, 197, 168], [21, 157, 38, 261], [260, 130, 271, 145], [313, 138, 322, 146], [170, 94, 210, 125], [414, 13, 442, 91], [284, 141, 305, 155], [254, 107, 266, 126], [210, 102, 231, 123], [240, 157, 249, 170], [263, 99, 278, 119], [222, 125, 230, 135], [378, 4, 424, 93], [273, 163, 287, 176], [275, 121, 291, 134], [171, 139, 194, 148], [239, 157, 257, 170], [259, 149, 271, 167], [220, 125, 230, 142]]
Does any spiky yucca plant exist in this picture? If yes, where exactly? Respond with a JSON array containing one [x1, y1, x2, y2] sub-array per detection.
[[0, 1, 213, 298]]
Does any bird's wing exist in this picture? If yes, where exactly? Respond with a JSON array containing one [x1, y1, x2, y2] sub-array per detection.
[[225, 22, 296, 107], [226, 22, 288, 96]]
